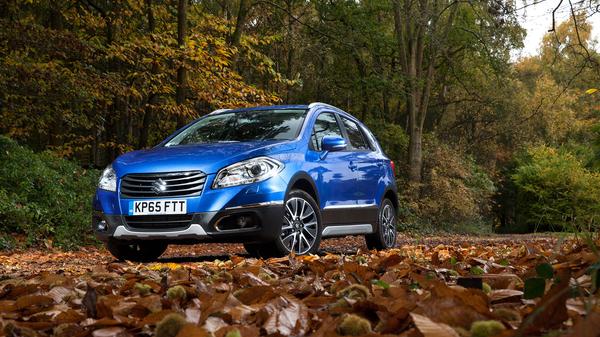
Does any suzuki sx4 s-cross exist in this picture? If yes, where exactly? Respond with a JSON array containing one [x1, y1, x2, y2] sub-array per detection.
[[93, 103, 398, 261]]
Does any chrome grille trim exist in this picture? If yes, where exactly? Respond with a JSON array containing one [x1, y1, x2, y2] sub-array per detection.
[[120, 171, 206, 198], [124, 214, 194, 230]]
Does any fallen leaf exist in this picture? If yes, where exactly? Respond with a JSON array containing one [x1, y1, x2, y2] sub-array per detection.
[[410, 312, 460, 337]]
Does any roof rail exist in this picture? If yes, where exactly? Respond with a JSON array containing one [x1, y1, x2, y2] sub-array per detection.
[[308, 102, 342, 111], [208, 108, 232, 115]]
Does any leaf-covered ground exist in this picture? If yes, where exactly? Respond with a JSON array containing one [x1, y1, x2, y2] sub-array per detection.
[[0, 234, 598, 337]]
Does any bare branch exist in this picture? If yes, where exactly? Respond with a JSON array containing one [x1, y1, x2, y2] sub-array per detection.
[[548, 0, 564, 32]]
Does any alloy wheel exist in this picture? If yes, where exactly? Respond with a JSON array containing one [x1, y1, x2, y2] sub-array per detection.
[[280, 197, 318, 254], [381, 203, 396, 247]]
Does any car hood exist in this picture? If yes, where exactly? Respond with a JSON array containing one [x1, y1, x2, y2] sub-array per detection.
[[113, 140, 295, 176]]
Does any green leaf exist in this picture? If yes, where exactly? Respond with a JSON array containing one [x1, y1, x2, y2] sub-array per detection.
[[523, 277, 546, 299], [470, 266, 485, 276], [371, 279, 390, 289], [536, 263, 554, 279]]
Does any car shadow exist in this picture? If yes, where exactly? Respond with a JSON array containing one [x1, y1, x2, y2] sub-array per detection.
[[155, 254, 251, 263]]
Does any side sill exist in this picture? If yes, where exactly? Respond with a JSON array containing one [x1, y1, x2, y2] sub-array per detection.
[[321, 224, 373, 237]]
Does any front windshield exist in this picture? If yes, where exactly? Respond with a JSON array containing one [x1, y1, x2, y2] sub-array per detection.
[[165, 109, 307, 146]]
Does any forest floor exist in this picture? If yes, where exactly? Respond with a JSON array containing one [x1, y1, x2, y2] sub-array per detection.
[[0, 234, 598, 337]]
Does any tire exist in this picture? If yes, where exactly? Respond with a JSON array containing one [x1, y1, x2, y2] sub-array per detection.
[[365, 198, 397, 250], [272, 189, 322, 256], [105, 239, 168, 262]]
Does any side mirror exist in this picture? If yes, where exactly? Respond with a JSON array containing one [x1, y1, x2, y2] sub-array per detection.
[[321, 136, 347, 152]]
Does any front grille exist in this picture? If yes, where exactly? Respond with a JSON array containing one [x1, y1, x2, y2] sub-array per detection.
[[120, 171, 206, 198], [124, 214, 193, 229]]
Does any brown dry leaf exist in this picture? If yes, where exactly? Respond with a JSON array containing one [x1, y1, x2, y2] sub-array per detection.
[[203, 316, 229, 333], [184, 307, 201, 324], [82, 286, 98, 318], [139, 310, 177, 326], [0, 300, 17, 313], [1, 236, 597, 337], [46, 286, 72, 303], [92, 327, 127, 337], [481, 274, 523, 289], [175, 324, 210, 337], [410, 312, 460, 337], [259, 295, 310, 336], [489, 289, 523, 303], [15, 295, 54, 310], [564, 311, 600, 337], [518, 269, 571, 335]]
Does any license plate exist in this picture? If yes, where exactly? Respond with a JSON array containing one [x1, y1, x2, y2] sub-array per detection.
[[128, 200, 187, 216]]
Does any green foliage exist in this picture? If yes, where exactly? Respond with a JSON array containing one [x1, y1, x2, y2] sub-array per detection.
[[398, 134, 496, 233], [509, 145, 600, 232], [367, 121, 409, 164], [0, 2, 282, 165], [0, 136, 98, 249]]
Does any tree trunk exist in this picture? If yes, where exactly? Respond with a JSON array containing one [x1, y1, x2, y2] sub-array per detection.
[[139, 0, 156, 148], [176, 0, 188, 128], [229, 0, 250, 47], [407, 125, 423, 182], [392, 0, 457, 184]]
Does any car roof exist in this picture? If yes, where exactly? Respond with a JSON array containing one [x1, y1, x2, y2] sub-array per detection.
[[223, 104, 309, 113], [216, 102, 351, 117]]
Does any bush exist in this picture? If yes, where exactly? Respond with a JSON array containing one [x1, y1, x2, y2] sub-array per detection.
[[398, 135, 496, 233], [0, 136, 99, 249], [367, 121, 409, 164], [502, 145, 600, 232]]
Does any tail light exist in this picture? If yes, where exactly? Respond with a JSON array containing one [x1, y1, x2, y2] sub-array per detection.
[[390, 160, 396, 176]]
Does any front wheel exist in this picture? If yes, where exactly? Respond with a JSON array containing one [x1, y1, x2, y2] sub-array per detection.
[[105, 239, 168, 262], [365, 199, 397, 250], [273, 189, 322, 256]]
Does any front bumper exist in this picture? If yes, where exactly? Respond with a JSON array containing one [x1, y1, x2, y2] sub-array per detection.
[[92, 173, 288, 243], [92, 202, 284, 244]]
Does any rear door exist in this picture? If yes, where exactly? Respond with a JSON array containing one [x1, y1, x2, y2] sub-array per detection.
[[339, 116, 383, 222]]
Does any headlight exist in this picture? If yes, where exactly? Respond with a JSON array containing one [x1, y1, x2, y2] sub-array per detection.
[[213, 157, 283, 188], [98, 165, 117, 192]]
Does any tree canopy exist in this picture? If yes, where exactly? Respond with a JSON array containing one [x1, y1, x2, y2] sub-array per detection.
[[1, 0, 599, 232]]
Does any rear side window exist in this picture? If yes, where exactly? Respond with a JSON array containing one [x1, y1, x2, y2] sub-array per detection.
[[341, 117, 370, 150], [311, 112, 343, 151]]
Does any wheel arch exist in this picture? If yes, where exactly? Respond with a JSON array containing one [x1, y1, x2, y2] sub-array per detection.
[[286, 172, 320, 207], [382, 188, 399, 215]]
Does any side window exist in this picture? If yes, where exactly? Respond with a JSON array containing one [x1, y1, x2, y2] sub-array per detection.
[[311, 112, 344, 151], [341, 117, 370, 150], [361, 125, 378, 151]]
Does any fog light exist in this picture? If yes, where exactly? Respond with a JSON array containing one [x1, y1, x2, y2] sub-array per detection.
[[97, 220, 108, 231], [236, 215, 253, 228]]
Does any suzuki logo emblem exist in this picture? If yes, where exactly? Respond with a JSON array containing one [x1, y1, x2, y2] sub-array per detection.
[[151, 178, 167, 194]]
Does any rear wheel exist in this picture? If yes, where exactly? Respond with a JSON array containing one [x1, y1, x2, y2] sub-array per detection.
[[105, 239, 168, 262], [365, 199, 397, 250], [273, 189, 322, 256]]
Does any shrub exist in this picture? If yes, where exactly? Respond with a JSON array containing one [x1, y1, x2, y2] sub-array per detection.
[[506, 145, 600, 232], [395, 134, 496, 233], [367, 121, 409, 164], [0, 136, 99, 249]]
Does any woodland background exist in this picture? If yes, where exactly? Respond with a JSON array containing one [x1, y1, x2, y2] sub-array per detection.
[[0, 0, 599, 248]]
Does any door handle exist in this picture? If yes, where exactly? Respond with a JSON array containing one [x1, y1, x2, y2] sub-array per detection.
[[348, 162, 358, 171]]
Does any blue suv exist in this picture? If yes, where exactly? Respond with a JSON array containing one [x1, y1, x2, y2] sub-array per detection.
[[93, 103, 398, 261]]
